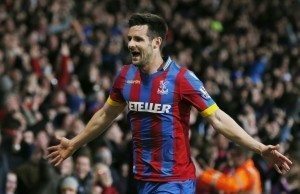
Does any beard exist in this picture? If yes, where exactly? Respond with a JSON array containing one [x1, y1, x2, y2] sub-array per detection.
[[133, 52, 152, 67], [131, 44, 153, 66]]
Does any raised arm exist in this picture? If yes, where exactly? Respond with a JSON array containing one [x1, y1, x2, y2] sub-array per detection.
[[205, 108, 292, 174], [47, 101, 126, 166]]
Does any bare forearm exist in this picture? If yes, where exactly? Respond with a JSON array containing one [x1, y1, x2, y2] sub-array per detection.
[[71, 109, 111, 149], [208, 109, 266, 154]]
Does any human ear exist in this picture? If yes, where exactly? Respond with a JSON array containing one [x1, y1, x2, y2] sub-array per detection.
[[152, 37, 162, 49]]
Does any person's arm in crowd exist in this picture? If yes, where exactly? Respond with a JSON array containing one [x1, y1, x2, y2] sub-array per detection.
[[71, 19, 86, 42], [57, 43, 72, 89], [47, 101, 126, 166], [205, 109, 292, 174]]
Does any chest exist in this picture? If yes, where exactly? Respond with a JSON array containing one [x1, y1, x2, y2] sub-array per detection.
[[122, 73, 177, 105]]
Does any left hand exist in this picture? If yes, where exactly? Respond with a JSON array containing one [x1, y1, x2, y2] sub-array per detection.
[[261, 144, 292, 174]]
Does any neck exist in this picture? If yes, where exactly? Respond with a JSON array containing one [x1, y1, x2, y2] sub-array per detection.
[[140, 53, 164, 74]]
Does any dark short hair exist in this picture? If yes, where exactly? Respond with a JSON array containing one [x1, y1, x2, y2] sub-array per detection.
[[128, 13, 168, 41]]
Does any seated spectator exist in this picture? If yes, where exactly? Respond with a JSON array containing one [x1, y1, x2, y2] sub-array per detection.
[[0, 131, 9, 193], [73, 147, 93, 194], [94, 145, 125, 193], [59, 176, 79, 194], [15, 142, 59, 194], [59, 157, 74, 177], [198, 145, 262, 194], [4, 171, 17, 194], [92, 162, 119, 194]]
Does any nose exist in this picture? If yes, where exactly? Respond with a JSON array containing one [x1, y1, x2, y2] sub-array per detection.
[[128, 39, 135, 49]]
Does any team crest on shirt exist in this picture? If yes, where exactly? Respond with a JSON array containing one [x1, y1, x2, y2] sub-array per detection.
[[199, 86, 211, 99], [157, 80, 169, 95]]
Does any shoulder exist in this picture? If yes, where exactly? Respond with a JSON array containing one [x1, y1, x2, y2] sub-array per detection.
[[167, 58, 194, 75], [171, 64, 197, 81], [120, 64, 134, 74], [168, 60, 188, 76], [116, 64, 136, 78], [170, 61, 201, 82]]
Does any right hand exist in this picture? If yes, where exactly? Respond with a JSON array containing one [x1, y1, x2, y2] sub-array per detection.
[[47, 136, 75, 166]]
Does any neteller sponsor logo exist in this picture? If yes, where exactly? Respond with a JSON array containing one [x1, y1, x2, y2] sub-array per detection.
[[126, 80, 141, 84], [129, 101, 171, 113]]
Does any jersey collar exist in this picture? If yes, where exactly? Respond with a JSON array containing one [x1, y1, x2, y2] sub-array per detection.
[[161, 56, 172, 71]]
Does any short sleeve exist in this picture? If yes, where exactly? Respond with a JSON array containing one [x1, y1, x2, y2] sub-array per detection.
[[107, 67, 128, 106], [181, 70, 219, 117]]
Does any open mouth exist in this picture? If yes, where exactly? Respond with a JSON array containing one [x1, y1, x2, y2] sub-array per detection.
[[131, 51, 140, 58]]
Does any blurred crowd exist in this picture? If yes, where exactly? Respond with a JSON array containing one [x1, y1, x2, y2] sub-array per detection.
[[0, 0, 299, 194]]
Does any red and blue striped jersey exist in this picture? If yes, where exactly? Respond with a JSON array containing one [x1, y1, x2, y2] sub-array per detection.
[[107, 57, 219, 181]]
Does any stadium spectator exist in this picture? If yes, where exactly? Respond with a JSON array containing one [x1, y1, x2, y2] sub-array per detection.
[[92, 162, 119, 194], [59, 176, 79, 194], [73, 147, 93, 194], [198, 145, 262, 193], [4, 171, 18, 194]]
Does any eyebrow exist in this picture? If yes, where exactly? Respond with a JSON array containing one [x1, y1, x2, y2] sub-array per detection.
[[127, 35, 145, 40]]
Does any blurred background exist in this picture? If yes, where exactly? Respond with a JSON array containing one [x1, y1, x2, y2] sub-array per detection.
[[0, 0, 299, 194]]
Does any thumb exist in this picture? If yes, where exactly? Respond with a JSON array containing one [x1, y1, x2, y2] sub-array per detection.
[[268, 144, 280, 151], [274, 144, 280, 150], [55, 135, 62, 143]]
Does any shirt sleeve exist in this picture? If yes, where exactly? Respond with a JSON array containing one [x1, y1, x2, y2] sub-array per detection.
[[107, 67, 127, 106], [180, 70, 218, 117]]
